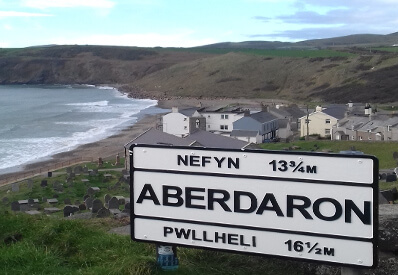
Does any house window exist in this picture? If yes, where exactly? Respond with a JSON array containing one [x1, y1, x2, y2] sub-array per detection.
[[325, 119, 330, 124], [352, 136, 355, 140], [387, 125, 392, 131], [221, 114, 229, 119], [220, 125, 228, 130], [325, 129, 330, 135], [208, 125, 210, 128], [184, 126, 187, 130], [183, 118, 187, 121]]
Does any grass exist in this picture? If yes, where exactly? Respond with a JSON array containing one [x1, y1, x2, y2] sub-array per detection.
[[0, 162, 129, 214], [376, 47, 398, 53], [0, 214, 310, 275], [0, 214, 158, 274], [260, 140, 397, 169], [162, 47, 354, 58], [378, 105, 398, 111]]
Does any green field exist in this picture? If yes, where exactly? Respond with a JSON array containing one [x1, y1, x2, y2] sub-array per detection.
[[376, 46, 398, 53], [163, 47, 354, 58]]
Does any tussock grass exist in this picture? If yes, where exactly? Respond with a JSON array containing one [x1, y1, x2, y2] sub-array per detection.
[[0, 214, 157, 274], [0, 215, 310, 275]]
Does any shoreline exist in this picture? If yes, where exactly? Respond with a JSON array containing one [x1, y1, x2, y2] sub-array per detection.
[[0, 113, 161, 185], [0, 95, 280, 185]]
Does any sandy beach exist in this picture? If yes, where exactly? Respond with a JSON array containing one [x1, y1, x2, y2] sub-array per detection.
[[0, 97, 286, 185]]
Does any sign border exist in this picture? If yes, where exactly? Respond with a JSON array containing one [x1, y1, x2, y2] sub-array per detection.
[[130, 144, 379, 268]]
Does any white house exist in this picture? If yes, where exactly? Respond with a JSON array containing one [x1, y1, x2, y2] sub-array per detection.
[[300, 106, 346, 138], [198, 107, 247, 132], [277, 119, 293, 141], [162, 107, 205, 137]]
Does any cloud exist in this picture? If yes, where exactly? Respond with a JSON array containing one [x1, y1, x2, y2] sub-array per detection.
[[47, 31, 217, 48], [0, 11, 52, 17], [21, 0, 115, 9], [252, 0, 398, 41]]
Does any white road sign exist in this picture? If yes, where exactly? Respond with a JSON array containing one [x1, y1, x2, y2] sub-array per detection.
[[132, 146, 375, 183], [130, 145, 378, 268]]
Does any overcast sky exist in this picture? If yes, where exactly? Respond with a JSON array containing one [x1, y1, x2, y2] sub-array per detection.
[[0, 0, 397, 48]]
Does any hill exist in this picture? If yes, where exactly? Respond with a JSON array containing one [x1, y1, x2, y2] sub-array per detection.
[[0, 32, 398, 104], [198, 32, 398, 49]]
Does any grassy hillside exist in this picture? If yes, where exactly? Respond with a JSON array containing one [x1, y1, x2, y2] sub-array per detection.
[[133, 50, 398, 103], [1, 42, 398, 104]]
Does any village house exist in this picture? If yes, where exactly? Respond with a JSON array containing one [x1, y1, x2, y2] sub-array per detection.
[[198, 106, 247, 133], [123, 126, 253, 170], [267, 104, 305, 141], [232, 111, 279, 142], [162, 107, 206, 137], [299, 105, 347, 138], [332, 114, 398, 141]]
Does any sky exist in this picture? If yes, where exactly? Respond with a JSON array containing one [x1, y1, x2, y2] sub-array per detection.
[[0, 0, 397, 48]]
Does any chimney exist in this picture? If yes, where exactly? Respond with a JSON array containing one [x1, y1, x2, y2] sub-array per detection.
[[261, 104, 269, 112], [315, 106, 322, 112], [244, 109, 250, 117], [172, 107, 179, 113], [364, 103, 372, 115]]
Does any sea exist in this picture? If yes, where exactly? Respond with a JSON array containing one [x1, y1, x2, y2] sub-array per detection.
[[0, 85, 164, 175]]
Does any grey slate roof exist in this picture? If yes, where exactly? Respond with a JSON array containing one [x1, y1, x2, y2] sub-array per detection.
[[269, 105, 305, 120], [230, 130, 259, 137], [200, 106, 245, 113], [322, 106, 347, 120], [179, 107, 200, 117], [250, 111, 278, 123], [186, 130, 249, 149], [124, 128, 196, 148], [278, 119, 289, 128]]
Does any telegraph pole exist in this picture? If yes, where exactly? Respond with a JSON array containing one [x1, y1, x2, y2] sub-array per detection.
[[306, 105, 310, 140]]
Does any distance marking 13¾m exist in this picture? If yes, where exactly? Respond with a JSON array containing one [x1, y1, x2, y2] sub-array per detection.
[[269, 160, 317, 174]]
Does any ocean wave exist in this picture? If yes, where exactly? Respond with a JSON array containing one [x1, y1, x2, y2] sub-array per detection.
[[66, 100, 109, 107], [0, 85, 163, 173], [98, 86, 116, 90]]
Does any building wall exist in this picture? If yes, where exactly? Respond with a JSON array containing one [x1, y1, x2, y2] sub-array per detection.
[[202, 112, 244, 132], [278, 123, 293, 140], [231, 134, 262, 144], [188, 117, 206, 133], [162, 113, 190, 137], [233, 117, 278, 141], [300, 112, 337, 137]]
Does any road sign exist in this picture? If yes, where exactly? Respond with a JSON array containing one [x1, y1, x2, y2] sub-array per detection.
[[130, 144, 378, 268]]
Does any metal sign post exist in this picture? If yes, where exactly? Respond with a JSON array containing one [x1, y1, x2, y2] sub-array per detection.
[[130, 144, 378, 268]]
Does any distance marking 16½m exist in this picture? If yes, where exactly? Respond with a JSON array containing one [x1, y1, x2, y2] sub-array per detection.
[[269, 160, 317, 174], [285, 240, 335, 256]]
